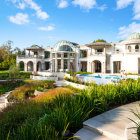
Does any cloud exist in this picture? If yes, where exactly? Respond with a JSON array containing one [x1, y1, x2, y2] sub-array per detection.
[[117, 0, 134, 9], [9, 0, 49, 20], [116, 0, 140, 20], [97, 4, 107, 11], [38, 25, 55, 31], [9, 13, 29, 24], [118, 22, 140, 39], [58, 0, 68, 8], [72, 0, 96, 10]]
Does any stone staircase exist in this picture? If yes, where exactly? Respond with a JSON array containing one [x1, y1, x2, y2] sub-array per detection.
[[74, 101, 140, 140]]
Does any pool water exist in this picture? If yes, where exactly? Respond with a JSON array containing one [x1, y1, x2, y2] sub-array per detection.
[[77, 74, 138, 85], [80, 74, 121, 80]]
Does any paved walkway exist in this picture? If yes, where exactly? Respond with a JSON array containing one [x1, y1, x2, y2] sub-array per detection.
[[74, 101, 140, 140], [0, 93, 9, 111]]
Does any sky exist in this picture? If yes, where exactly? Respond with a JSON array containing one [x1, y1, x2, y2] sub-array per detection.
[[0, 0, 140, 49]]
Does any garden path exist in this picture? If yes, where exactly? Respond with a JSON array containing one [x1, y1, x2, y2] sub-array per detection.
[[74, 101, 140, 140]]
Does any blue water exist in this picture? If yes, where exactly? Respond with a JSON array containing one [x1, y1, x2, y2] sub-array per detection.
[[80, 74, 121, 80]]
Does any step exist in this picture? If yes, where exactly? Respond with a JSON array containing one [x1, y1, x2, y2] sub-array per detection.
[[83, 120, 124, 140], [74, 128, 112, 140]]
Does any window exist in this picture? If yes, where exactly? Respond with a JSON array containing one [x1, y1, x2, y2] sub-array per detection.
[[64, 60, 67, 69], [64, 53, 68, 58], [70, 53, 74, 58], [34, 51, 38, 55], [128, 46, 131, 52], [44, 51, 50, 58], [95, 49, 103, 54], [57, 53, 61, 58], [80, 50, 87, 58], [135, 45, 139, 52], [57, 60, 61, 70], [58, 45, 73, 51], [52, 53, 55, 58]]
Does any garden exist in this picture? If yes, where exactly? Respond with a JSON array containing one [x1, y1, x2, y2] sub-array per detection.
[[0, 77, 140, 139]]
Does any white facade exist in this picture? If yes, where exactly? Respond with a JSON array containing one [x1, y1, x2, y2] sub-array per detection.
[[17, 32, 140, 74]]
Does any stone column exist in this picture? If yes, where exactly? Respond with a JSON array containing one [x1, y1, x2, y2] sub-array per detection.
[[34, 63, 37, 72], [61, 53, 64, 72], [42, 62, 45, 71], [67, 53, 70, 71], [24, 63, 27, 72], [55, 55, 57, 72]]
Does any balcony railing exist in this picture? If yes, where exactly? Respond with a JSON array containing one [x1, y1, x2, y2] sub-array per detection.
[[90, 52, 105, 56], [17, 55, 42, 59]]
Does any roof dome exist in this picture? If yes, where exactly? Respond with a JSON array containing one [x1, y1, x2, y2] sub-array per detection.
[[54, 40, 78, 51], [127, 32, 140, 40]]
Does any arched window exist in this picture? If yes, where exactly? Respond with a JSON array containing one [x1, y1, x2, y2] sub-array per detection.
[[58, 45, 73, 51]]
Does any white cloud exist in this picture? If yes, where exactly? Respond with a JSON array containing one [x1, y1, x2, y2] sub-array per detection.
[[9, 13, 29, 24], [58, 0, 68, 8], [9, 0, 49, 20], [118, 22, 140, 39], [116, 0, 140, 20], [38, 25, 55, 31], [72, 0, 96, 10], [117, 0, 134, 9], [97, 4, 107, 11]]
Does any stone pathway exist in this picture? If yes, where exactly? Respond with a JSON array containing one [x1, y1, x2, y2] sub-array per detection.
[[74, 101, 140, 140], [0, 93, 9, 111]]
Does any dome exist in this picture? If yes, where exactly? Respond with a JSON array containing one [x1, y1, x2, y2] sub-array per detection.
[[54, 40, 78, 51], [127, 32, 140, 40]]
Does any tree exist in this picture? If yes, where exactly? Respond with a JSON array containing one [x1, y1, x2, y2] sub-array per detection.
[[93, 39, 107, 43], [9, 65, 20, 79], [0, 41, 24, 70]]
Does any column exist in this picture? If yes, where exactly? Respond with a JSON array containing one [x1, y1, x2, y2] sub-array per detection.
[[42, 62, 45, 71], [34, 63, 37, 72], [55, 56, 57, 72], [102, 62, 105, 73], [67, 53, 70, 71], [61, 53, 64, 72], [24, 63, 27, 72]]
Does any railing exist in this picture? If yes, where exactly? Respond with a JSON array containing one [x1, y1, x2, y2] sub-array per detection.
[[90, 52, 105, 56], [17, 55, 42, 59], [112, 49, 140, 54]]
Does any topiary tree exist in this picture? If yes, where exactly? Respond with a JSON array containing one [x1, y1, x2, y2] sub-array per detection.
[[9, 65, 20, 79]]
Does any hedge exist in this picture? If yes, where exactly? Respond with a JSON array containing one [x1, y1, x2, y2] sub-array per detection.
[[0, 71, 32, 80]]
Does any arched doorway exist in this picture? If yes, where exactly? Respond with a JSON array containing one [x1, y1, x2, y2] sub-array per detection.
[[19, 61, 24, 71], [27, 61, 33, 72], [37, 61, 42, 71], [93, 60, 102, 73]]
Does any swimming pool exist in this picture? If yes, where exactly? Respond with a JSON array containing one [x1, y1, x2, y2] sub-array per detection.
[[76, 74, 138, 85]]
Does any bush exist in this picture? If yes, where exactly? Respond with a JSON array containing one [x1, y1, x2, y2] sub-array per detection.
[[8, 80, 55, 102], [0, 80, 24, 95], [9, 65, 20, 79], [0, 71, 32, 80]]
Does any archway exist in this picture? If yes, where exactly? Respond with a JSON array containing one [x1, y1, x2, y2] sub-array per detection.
[[27, 61, 33, 72], [37, 61, 42, 71], [93, 60, 102, 73], [19, 61, 24, 71]]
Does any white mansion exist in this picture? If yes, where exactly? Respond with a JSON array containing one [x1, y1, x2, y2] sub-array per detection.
[[17, 32, 140, 74]]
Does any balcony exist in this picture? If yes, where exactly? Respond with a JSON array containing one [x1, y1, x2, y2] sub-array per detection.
[[90, 52, 105, 56], [17, 55, 42, 59]]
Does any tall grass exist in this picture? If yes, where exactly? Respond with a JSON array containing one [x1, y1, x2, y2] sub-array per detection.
[[1, 79, 140, 139]]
